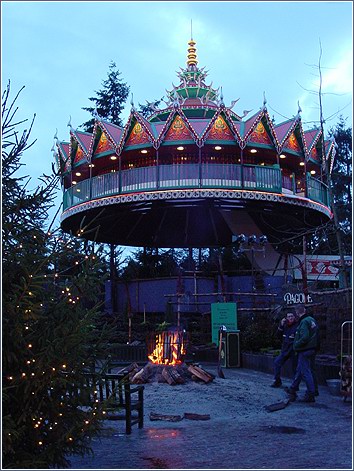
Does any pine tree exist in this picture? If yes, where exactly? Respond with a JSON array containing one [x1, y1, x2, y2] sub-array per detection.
[[138, 98, 163, 119], [81, 61, 130, 132], [2, 82, 113, 468], [328, 116, 352, 253]]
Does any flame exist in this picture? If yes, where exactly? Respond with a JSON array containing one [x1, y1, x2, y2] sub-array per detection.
[[148, 330, 187, 365]]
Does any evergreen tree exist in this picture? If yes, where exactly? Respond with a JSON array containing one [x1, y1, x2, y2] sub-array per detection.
[[2, 82, 113, 468], [81, 61, 130, 132], [138, 98, 163, 119], [327, 116, 352, 253]]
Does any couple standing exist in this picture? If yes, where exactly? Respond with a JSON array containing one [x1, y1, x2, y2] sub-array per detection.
[[271, 306, 319, 403]]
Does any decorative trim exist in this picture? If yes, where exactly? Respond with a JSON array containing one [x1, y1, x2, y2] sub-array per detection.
[[61, 188, 332, 222]]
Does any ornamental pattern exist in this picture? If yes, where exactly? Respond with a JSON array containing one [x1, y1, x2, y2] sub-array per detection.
[[126, 122, 151, 146], [206, 115, 234, 141], [310, 147, 319, 162], [61, 188, 332, 222], [73, 147, 85, 166], [164, 115, 194, 141], [249, 121, 273, 145], [283, 132, 301, 153], [95, 132, 114, 155]]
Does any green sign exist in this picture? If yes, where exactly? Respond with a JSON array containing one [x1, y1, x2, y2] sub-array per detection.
[[211, 303, 238, 345]]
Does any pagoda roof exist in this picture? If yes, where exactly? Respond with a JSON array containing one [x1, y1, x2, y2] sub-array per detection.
[[100, 120, 124, 146], [303, 128, 322, 155], [70, 129, 92, 157]]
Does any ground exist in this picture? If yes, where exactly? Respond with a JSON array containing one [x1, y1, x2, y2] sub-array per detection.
[[67, 366, 352, 470]]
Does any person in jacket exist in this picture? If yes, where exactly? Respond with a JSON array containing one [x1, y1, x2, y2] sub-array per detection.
[[285, 306, 319, 403], [270, 312, 298, 388]]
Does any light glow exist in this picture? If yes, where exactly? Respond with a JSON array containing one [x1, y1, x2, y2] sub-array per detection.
[[177, 146, 184, 151], [250, 149, 257, 153]]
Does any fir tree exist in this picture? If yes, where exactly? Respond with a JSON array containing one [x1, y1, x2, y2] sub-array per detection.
[[138, 98, 163, 119], [81, 61, 130, 132], [2, 82, 113, 468], [328, 116, 352, 253]]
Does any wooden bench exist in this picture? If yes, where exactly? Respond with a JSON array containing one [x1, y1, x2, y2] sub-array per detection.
[[81, 371, 144, 434]]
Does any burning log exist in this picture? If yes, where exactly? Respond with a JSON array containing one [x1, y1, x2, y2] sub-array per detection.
[[162, 366, 185, 385], [187, 365, 214, 383]]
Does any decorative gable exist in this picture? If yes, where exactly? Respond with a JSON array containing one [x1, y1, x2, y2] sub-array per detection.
[[95, 131, 114, 155], [164, 114, 195, 142], [310, 146, 320, 162], [283, 132, 302, 153], [73, 146, 86, 166], [205, 115, 234, 141], [125, 121, 151, 147], [248, 121, 273, 146]]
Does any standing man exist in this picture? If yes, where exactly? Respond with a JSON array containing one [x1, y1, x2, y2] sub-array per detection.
[[271, 312, 298, 388], [285, 305, 319, 403]]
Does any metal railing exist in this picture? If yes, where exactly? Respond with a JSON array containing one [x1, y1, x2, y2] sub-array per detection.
[[307, 175, 329, 206], [63, 163, 329, 211]]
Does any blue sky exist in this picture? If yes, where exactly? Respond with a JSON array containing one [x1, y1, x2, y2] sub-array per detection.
[[2, 1, 353, 230]]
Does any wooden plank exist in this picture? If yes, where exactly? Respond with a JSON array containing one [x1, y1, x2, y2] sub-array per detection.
[[150, 412, 183, 422]]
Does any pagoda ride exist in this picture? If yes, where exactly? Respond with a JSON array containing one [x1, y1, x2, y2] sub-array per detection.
[[54, 38, 335, 249]]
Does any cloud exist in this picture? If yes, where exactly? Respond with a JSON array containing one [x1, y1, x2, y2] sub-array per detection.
[[322, 49, 353, 94]]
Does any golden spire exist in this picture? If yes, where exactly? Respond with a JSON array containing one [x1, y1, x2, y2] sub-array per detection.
[[187, 21, 198, 68]]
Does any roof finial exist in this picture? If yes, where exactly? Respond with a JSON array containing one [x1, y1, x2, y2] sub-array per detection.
[[263, 91, 267, 108], [297, 100, 302, 116], [187, 31, 198, 68], [130, 93, 135, 111], [51, 129, 58, 152], [67, 115, 73, 130], [219, 86, 225, 107]]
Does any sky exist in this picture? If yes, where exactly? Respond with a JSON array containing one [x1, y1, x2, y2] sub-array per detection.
[[2, 0, 353, 233]]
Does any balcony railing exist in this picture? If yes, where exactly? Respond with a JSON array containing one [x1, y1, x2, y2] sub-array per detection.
[[63, 163, 329, 211]]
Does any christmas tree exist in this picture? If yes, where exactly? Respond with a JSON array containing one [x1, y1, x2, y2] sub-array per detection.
[[2, 82, 113, 468]]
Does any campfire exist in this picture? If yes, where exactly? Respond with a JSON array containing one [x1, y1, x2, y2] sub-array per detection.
[[127, 328, 214, 386], [146, 328, 188, 366]]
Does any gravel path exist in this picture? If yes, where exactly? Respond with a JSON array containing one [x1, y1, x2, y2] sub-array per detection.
[[68, 365, 352, 470]]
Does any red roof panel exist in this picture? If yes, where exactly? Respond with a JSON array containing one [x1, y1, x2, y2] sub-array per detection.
[[189, 119, 210, 137], [303, 129, 320, 152], [75, 131, 92, 153], [273, 119, 296, 145], [102, 121, 123, 145]]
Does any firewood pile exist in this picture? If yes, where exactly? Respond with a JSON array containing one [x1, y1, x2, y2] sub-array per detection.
[[118, 362, 215, 385]]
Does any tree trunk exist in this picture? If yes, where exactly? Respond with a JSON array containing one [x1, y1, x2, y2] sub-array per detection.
[[110, 243, 118, 314]]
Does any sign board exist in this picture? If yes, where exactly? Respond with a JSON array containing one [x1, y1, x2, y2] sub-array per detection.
[[292, 255, 352, 281], [284, 292, 313, 305], [211, 303, 237, 345]]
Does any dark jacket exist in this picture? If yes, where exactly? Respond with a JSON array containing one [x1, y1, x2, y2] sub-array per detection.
[[278, 321, 298, 354], [293, 314, 319, 352]]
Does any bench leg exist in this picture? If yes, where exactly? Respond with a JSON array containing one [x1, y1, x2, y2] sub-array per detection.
[[125, 384, 132, 435], [138, 389, 144, 429]]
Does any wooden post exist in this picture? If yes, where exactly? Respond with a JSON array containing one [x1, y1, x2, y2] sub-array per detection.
[[302, 235, 308, 296]]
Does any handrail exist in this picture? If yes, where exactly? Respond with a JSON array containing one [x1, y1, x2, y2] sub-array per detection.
[[63, 163, 328, 211]]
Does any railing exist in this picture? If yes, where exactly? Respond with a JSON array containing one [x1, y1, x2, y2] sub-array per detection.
[[63, 164, 328, 211], [307, 175, 329, 206]]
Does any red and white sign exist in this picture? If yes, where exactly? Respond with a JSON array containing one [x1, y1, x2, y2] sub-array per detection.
[[292, 255, 351, 281]]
